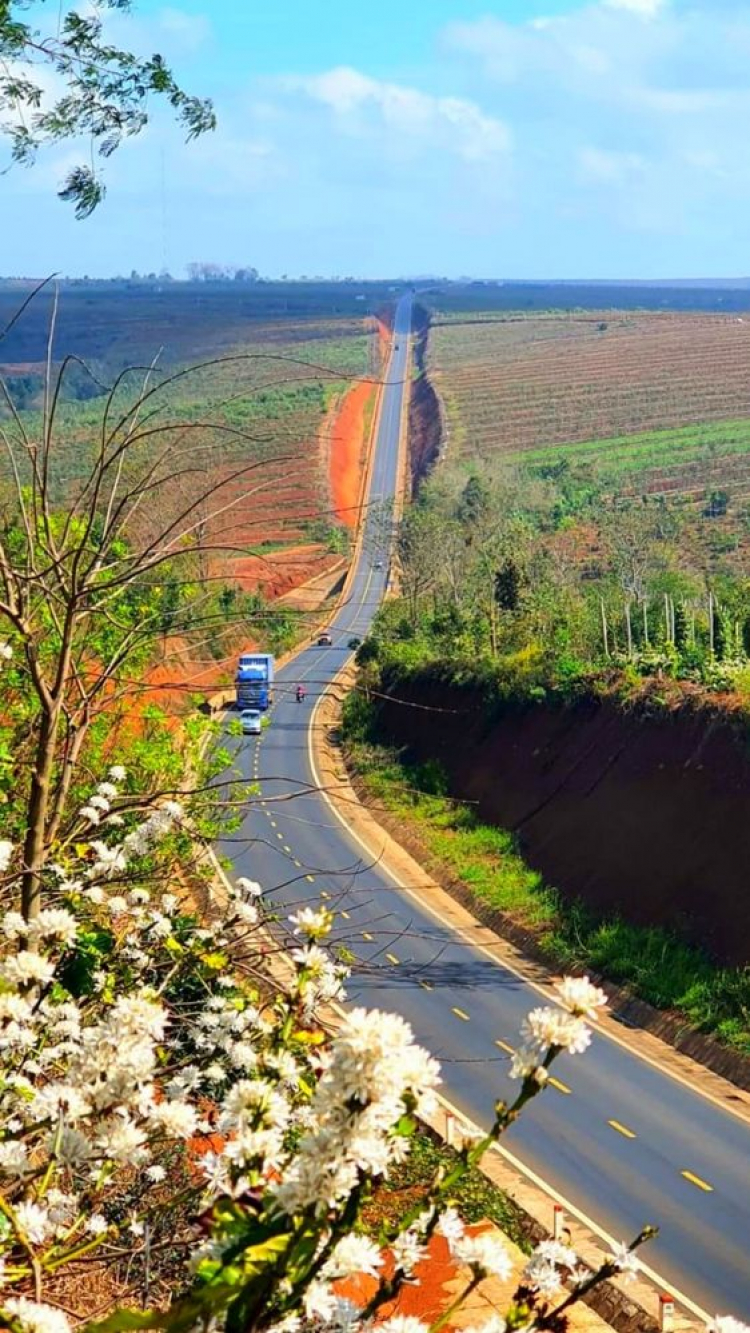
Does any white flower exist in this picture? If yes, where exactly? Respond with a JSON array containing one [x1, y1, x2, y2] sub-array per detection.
[[96, 782, 119, 800], [0, 840, 14, 873], [609, 1241, 639, 1283], [534, 1239, 577, 1270], [521, 1007, 592, 1056], [236, 877, 263, 898], [106, 813, 125, 827], [149, 1101, 199, 1140], [0, 1141, 31, 1174], [106, 895, 130, 916], [87, 1214, 109, 1235], [326, 1233, 383, 1279], [289, 906, 333, 940], [524, 1255, 563, 1297], [15, 1201, 53, 1244], [707, 1321, 750, 1333], [80, 805, 101, 824], [378, 1320, 430, 1333], [3, 1298, 71, 1333], [30, 909, 78, 947], [52, 1127, 93, 1164], [146, 1164, 166, 1183], [437, 1207, 465, 1246], [556, 976, 608, 1021], [128, 1215, 145, 1238], [161, 893, 178, 914], [0, 642, 13, 662], [88, 795, 110, 814], [1, 910, 28, 939], [232, 901, 259, 927], [109, 764, 127, 782], [0, 951, 55, 987], [391, 1228, 424, 1276], [454, 1231, 512, 1281], [509, 1045, 547, 1082], [303, 1281, 338, 1323]]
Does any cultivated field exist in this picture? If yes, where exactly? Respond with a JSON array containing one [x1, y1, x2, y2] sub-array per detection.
[[424, 309, 750, 514], [0, 282, 395, 597]]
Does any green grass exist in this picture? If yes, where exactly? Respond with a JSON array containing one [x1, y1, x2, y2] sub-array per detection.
[[365, 1131, 531, 1251], [520, 417, 750, 483], [347, 740, 750, 1055]]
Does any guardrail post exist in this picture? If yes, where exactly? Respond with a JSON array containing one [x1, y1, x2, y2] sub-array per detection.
[[553, 1205, 565, 1241], [659, 1295, 675, 1332]]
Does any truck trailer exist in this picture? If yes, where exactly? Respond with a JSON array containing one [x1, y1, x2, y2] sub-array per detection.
[[235, 652, 275, 711]]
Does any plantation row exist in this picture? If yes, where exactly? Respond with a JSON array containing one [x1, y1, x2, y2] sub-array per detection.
[[429, 312, 750, 456]]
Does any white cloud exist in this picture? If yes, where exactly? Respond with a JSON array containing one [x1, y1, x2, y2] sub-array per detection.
[[603, 0, 667, 15], [288, 66, 512, 162]]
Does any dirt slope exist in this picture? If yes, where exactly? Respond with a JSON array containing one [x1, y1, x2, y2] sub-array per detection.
[[374, 679, 750, 966]]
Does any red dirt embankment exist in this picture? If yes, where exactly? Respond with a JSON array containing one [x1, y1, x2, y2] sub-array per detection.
[[330, 380, 377, 527], [374, 679, 750, 967]]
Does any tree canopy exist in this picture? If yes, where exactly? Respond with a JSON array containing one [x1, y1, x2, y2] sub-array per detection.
[[0, 0, 215, 217]]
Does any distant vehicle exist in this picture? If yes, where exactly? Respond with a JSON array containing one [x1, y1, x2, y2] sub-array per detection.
[[240, 709, 262, 736], [395, 342, 400, 350], [318, 631, 333, 646], [348, 636, 362, 650], [236, 652, 275, 711], [373, 559, 384, 570]]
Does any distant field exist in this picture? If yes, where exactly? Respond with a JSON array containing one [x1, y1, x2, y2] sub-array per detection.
[[0, 282, 394, 594], [427, 311, 750, 457]]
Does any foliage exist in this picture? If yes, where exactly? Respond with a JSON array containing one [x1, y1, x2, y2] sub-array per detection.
[[0, 772, 662, 1333], [0, 0, 214, 216]]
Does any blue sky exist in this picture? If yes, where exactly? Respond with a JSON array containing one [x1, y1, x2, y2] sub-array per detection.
[[2, 0, 750, 278]]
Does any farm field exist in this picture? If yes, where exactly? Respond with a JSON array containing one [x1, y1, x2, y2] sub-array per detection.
[[0, 283, 393, 605]]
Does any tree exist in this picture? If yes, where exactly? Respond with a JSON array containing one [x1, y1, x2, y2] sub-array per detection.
[[0, 0, 215, 217], [0, 341, 300, 922], [495, 556, 522, 613]]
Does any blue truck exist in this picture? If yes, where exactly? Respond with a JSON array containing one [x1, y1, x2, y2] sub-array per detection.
[[235, 652, 275, 712]]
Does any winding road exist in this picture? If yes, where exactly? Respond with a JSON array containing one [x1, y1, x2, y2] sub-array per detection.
[[219, 297, 750, 1322]]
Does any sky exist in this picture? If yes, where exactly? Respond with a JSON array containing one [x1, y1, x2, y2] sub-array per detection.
[[2, 0, 750, 279]]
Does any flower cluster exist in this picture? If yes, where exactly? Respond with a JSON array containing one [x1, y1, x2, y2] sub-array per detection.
[[0, 780, 743, 1333]]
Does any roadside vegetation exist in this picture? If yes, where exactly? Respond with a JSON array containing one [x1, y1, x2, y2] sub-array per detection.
[[343, 723, 750, 1054]]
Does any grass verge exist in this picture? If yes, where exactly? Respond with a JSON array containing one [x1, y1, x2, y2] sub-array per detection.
[[362, 1131, 530, 1251], [345, 739, 750, 1056]]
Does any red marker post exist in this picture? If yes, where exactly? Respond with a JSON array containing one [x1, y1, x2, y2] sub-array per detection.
[[660, 1295, 675, 1333]]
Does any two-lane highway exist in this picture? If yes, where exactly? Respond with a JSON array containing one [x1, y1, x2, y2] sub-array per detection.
[[219, 297, 750, 1321]]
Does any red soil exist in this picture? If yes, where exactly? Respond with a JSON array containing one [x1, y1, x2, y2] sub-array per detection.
[[330, 381, 377, 527]]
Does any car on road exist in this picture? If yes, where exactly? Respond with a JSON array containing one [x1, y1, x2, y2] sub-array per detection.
[[373, 559, 384, 570], [348, 636, 362, 650], [317, 631, 333, 646], [240, 709, 262, 735]]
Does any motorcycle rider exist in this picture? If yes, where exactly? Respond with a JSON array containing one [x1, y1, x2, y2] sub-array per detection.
[[296, 685, 306, 703]]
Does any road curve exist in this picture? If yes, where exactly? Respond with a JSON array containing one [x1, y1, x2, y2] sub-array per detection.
[[219, 298, 750, 1321]]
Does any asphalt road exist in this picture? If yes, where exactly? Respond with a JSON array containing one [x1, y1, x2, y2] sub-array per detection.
[[219, 297, 750, 1321]]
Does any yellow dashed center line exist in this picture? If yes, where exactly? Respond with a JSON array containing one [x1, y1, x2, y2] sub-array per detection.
[[386, 952, 400, 966], [362, 931, 373, 942], [276, 832, 283, 841], [419, 979, 434, 991], [340, 910, 350, 920], [283, 845, 292, 854], [682, 1170, 713, 1193], [306, 875, 315, 884], [320, 890, 331, 900], [269, 820, 277, 828], [452, 1007, 470, 1022], [495, 1039, 514, 1054], [548, 1076, 572, 1095], [294, 859, 302, 868], [608, 1119, 636, 1140]]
